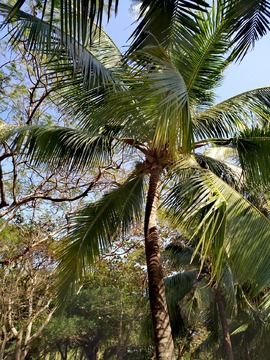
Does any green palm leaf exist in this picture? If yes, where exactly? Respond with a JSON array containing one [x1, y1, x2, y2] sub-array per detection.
[[204, 126, 270, 186], [165, 270, 198, 300], [13, 125, 117, 171], [4, 0, 270, 62], [55, 172, 146, 305], [229, 0, 270, 60], [130, 0, 270, 64], [165, 242, 201, 268], [166, 242, 238, 315], [234, 127, 270, 186], [195, 154, 241, 188], [67, 44, 192, 152], [165, 167, 228, 279], [178, 1, 232, 105], [164, 166, 270, 294], [129, 0, 209, 52], [132, 45, 192, 152], [1, 0, 118, 48], [193, 86, 270, 139], [0, 4, 120, 90]]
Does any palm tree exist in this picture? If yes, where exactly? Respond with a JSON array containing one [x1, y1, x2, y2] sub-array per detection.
[[1, 1, 270, 359]]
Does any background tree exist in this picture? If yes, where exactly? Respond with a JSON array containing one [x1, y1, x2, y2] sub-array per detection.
[[28, 247, 150, 360], [0, 221, 56, 360]]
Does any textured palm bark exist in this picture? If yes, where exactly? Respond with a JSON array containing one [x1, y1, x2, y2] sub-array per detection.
[[144, 166, 175, 360], [215, 286, 234, 360]]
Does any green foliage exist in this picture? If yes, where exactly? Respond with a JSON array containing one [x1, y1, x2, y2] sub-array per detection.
[[30, 255, 149, 359], [55, 173, 146, 305]]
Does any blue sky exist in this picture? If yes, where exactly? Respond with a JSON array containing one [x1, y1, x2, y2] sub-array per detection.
[[104, 0, 270, 103]]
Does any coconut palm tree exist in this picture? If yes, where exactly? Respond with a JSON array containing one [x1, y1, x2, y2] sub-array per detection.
[[1, 1, 270, 359]]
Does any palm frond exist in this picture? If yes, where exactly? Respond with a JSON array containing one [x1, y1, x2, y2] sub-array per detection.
[[219, 262, 237, 316], [165, 270, 198, 338], [164, 166, 270, 295], [127, 45, 192, 152], [193, 86, 270, 139], [195, 276, 213, 308], [68, 44, 192, 152], [0, 4, 121, 91], [166, 240, 237, 315], [1, 0, 118, 48], [201, 296, 220, 343], [262, 290, 270, 310], [164, 165, 228, 280], [229, 0, 270, 60], [165, 242, 201, 268], [165, 270, 198, 301], [204, 127, 270, 186], [176, 1, 233, 107], [234, 127, 270, 186], [55, 172, 146, 306], [13, 124, 117, 171], [128, 0, 209, 52], [195, 154, 241, 188]]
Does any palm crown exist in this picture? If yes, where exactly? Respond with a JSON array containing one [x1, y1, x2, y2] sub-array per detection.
[[1, 0, 270, 358]]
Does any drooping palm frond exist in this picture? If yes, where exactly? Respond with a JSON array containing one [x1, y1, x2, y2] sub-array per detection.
[[131, 0, 270, 66], [210, 288, 268, 359], [166, 241, 239, 316], [228, 0, 270, 60], [164, 166, 270, 296], [243, 311, 270, 353], [165, 270, 198, 301], [234, 127, 270, 186], [219, 261, 237, 315], [164, 243, 268, 358], [164, 165, 228, 280], [199, 293, 220, 344], [192, 86, 270, 140], [214, 173, 270, 298], [11, 124, 120, 171], [143, 269, 202, 341], [55, 172, 146, 305], [203, 127, 270, 186], [195, 154, 241, 188], [165, 242, 201, 269], [0, 4, 121, 91], [1, 0, 118, 48], [4, 0, 270, 62]]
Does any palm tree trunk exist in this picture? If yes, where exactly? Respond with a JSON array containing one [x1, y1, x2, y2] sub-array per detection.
[[144, 166, 175, 360], [215, 285, 234, 360]]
